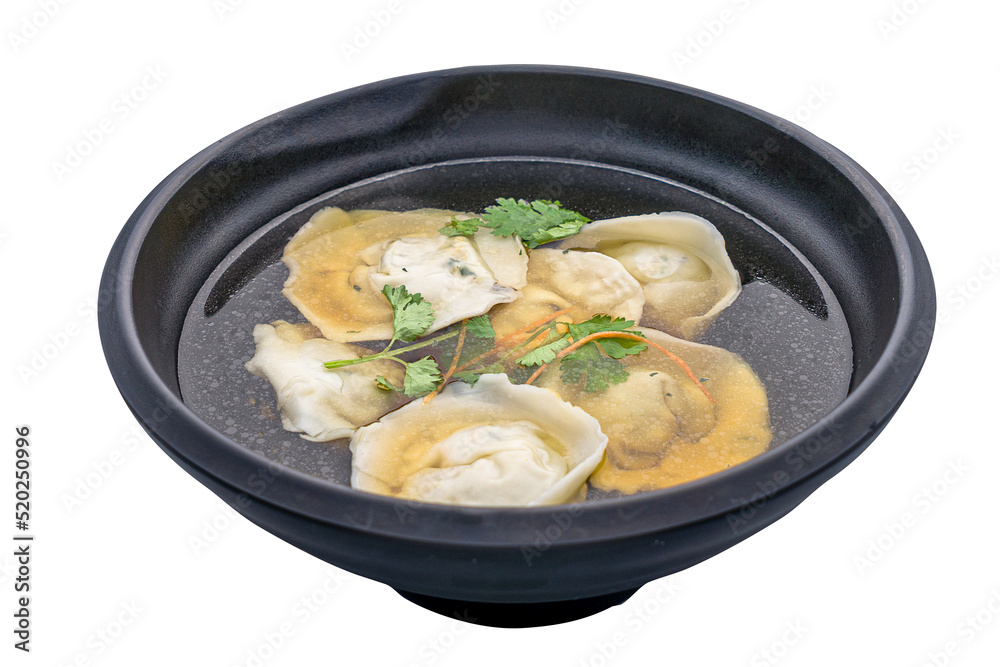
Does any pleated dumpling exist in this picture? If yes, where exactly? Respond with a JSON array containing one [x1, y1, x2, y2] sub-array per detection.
[[537, 327, 771, 494], [489, 248, 645, 340], [560, 212, 741, 340], [244, 321, 405, 442], [349, 374, 608, 507], [282, 207, 529, 342]]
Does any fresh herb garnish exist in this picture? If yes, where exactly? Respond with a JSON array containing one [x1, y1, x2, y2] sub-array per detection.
[[439, 215, 482, 238], [382, 285, 435, 347], [439, 198, 591, 249], [325, 285, 452, 398], [325, 289, 498, 399], [464, 314, 496, 339], [402, 357, 444, 397], [326, 289, 713, 402], [516, 316, 648, 393]]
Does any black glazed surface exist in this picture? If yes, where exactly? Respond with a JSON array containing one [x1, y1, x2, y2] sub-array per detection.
[[99, 65, 934, 623]]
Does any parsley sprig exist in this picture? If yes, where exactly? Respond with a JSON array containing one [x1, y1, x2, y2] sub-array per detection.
[[516, 316, 648, 393], [440, 198, 591, 248], [323, 211, 715, 402], [324, 285, 468, 398], [323, 287, 707, 400]]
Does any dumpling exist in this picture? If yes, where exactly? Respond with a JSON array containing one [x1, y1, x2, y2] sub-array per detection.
[[368, 234, 520, 329], [282, 207, 528, 342], [349, 374, 608, 506], [489, 248, 645, 340], [560, 212, 741, 340], [244, 321, 405, 442], [537, 327, 771, 494]]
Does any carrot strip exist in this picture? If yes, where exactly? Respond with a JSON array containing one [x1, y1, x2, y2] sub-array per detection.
[[523, 332, 716, 405], [455, 308, 572, 372], [496, 308, 572, 345], [423, 322, 467, 404]]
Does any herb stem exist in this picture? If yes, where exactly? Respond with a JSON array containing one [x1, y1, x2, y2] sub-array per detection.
[[324, 330, 458, 369], [454, 308, 572, 373], [523, 332, 716, 404], [422, 322, 467, 404]]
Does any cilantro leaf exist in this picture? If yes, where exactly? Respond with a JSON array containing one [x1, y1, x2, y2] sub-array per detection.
[[453, 371, 482, 385], [564, 315, 646, 359], [454, 362, 503, 386], [566, 315, 639, 339], [512, 314, 647, 392], [374, 375, 401, 392], [402, 356, 443, 398], [439, 215, 482, 237], [478, 198, 591, 248], [594, 336, 647, 359], [559, 347, 630, 393], [382, 284, 435, 343], [516, 335, 572, 367], [465, 314, 495, 339]]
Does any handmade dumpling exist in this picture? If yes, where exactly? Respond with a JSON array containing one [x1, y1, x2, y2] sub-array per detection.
[[244, 321, 405, 442], [282, 207, 528, 342], [537, 327, 771, 494], [489, 248, 645, 340], [560, 212, 741, 340], [349, 374, 607, 506]]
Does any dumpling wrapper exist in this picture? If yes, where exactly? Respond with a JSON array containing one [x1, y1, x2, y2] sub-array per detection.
[[349, 374, 608, 507], [560, 212, 741, 340], [368, 234, 520, 330], [244, 321, 405, 442], [282, 207, 528, 342], [489, 248, 645, 340], [538, 327, 771, 494]]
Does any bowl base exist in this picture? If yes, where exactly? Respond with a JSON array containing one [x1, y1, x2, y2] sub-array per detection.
[[395, 587, 639, 627]]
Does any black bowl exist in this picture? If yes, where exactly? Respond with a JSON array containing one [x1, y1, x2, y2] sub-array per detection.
[[99, 65, 934, 627]]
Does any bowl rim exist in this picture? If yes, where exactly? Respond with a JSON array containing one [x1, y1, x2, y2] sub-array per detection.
[[100, 64, 935, 546]]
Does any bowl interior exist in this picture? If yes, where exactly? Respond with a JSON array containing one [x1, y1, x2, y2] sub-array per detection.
[[176, 157, 853, 489], [108, 66, 929, 539]]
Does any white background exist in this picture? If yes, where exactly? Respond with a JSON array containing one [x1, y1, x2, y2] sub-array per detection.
[[3, 0, 998, 665]]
